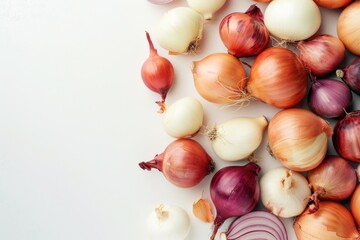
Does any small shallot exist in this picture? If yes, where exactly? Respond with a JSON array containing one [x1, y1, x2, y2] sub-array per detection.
[[139, 138, 215, 188], [336, 57, 360, 95]]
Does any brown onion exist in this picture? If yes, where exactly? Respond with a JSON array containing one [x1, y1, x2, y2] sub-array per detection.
[[219, 5, 270, 57], [138, 138, 215, 188], [333, 110, 360, 162], [350, 184, 360, 227], [294, 201, 360, 240], [313, 0, 353, 9], [247, 47, 308, 109], [337, 1, 360, 56]]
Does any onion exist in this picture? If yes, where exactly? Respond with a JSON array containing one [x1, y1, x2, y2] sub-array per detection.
[[264, 0, 321, 41], [156, 7, 203, 54], [141, 32, 174, 111], [146, 204, 191, 240], [294, 201, 360, 240], [268, 108, 333, 171], [219, 4, 270, 57], [220, 211, 288, 240], [332, 110, 360, 162], [350, 184, 360, 227], [191, 53, 247, 105], [307, 77, 353, 118], [162, 97, 203, 138], [260, 167, 312, 218], [247, 47, 308, 109], [336, 57, 360, 95], [186, 0, 226, 20], [307, 155, 357, 202], [313, 0, 353, 9], [337, 1, 360, 56], [297, 34, 346, 76], [209, 162, 261, 240], [138, 138, 215, 188], [205, 116, 268, 161]]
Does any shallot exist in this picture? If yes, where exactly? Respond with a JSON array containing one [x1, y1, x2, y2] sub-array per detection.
[[336, 57, 360, 95]]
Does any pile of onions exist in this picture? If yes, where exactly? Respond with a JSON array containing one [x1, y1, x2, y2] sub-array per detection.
[[247, 47, 308, 109], [191, 53, 246, 104], [220, 211, 288, 240], [186, 0, 227, 20], [205, 116, 268, 161], [139, 138, 215, 188], [162, 96, 204, 138], [336, 57, 360, 95], [307, 77, 352, 118], [297, 34, 346, 76], [313, 0, 353, 9], [268, 108, 332, 171], [294, 201, 360, 239], [141, 32, 174, 111], [219, 4, 270, 57], [260, 167, 312, 218], [209, 162, 261, 240], [307, 155, 357, 201], [156, 7, 204, 54], [332, 110, 360, 162], [350, 185, 360, 227], [337, 1, 360, 56], [264, 0, 321, 41]]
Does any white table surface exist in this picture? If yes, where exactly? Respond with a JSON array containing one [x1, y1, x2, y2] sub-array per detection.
[[0, 0, 358, 240]]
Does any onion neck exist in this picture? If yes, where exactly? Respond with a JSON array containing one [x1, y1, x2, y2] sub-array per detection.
[[281, 170, 293, 190], [138, 154, 163, 172], [155, 204, 169, 221], [210, 215, 225, 240], [145, 31, 158, 57], [245, 4, 264, 22], [336, 69, 345, 79]]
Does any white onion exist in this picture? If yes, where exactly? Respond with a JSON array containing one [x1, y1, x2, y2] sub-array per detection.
[[163, 97, 204, 138], [264, 0, 321, 41], [147, 204, 191, 240], [260, 167, 311, 218], [186, 0, 227, 20], [156, 7, 204, 54], [206, 116, 268, 161]]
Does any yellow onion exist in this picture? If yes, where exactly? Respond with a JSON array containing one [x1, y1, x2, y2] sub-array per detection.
[[247, 47, 308, 109], [350, 184, 360, 227], [294, 201, 360, 240], [268, 108, 333, 171], [191, 53, 246, 105], [313, 0, 353, 9], [337, 1, 360, 56]]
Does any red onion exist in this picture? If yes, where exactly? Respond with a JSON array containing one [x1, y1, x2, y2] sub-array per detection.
[[336, 57, 360, 95], [308, 155, 357, 202], [141, 32, 174, 111], [219, 4, 270, 57], [209, 162, 261, 240], [138, 138, 215, 188], [333, 110, 360, 162], [220, 211, 288, 240], [307, 77, 352, 118], [297, 34, 345, 76]]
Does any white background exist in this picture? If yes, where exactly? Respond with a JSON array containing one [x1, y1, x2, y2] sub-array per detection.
[[0, 0, 358, 240]]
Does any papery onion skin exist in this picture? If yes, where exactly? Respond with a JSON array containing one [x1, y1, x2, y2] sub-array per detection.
[[247, 47, 308, 109], [336, 57, 360, 95], [268, 108, 332, 171], [350, 185, 360, 227], [186, 0, 226, 20], [307, 78, 353, 118], [308, 155, 357, 201], [210, 162, 261, 240], [139, 138, 215, 188], [192, 53, 246, 104], [297, 34, 346, 76], [313, 0, 353, 9], [219, 5, 270, 58], [333, 110, 360, 162], [337, 1, 360, 56], [294, 201, 360, 240]]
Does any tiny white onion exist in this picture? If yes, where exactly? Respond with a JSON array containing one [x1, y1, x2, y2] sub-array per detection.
[[264, 0, 321, 41], [260, 167, 311, 218], [206, 116, 268, 161], [147, 204, 191, 240], [186, 0, 227, 20], [163, 96, 204, 138], [156, 7, 204, 54]]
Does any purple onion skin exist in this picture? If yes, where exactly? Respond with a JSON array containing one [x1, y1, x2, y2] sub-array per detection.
[[337, 58, 360, 95], [308, 78, 352, 118], [210, 162, 261, 240]]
